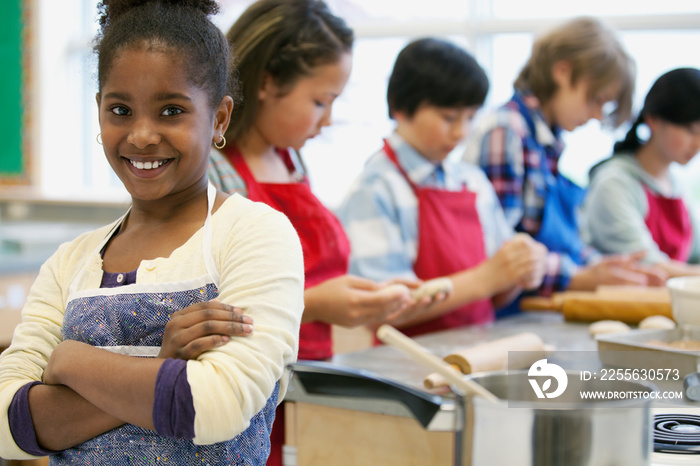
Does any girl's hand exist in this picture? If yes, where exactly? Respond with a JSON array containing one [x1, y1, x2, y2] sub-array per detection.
[[373, 289, 450, 329], [158, 299, 253, 360], [43, 301, 252, 385], [304, 275, 415, 327], [571, 251, 669, 291], [614, 260, 668, 287]]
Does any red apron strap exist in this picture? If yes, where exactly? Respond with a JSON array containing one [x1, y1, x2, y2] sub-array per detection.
[[380, 139, 493, 337], [382, 139, 420, 192], [223, 145, 280, 208]]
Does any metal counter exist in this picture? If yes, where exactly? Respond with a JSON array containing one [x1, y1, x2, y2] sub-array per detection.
[[331, 312, 595, 390], [284, 313, 601, 466], [285, 312, 597, 430], [284, 313, 700, 465]]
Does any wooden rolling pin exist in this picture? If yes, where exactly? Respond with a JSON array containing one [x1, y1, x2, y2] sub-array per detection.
[[424, 332, 549, 389], [376, 325, 499, 402], [520, 286, 672, 324], [560, 295, 672, 323]]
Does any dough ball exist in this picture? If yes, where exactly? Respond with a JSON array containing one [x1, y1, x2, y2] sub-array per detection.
[[638, 315, 676, 330], [411, 277, 453, 300], [588, 320, 631, 337], [377, 283, 411, 299]]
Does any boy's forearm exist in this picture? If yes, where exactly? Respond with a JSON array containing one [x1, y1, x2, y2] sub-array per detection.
[[448, 261, 508, 306], [392, 263, 502, 328]]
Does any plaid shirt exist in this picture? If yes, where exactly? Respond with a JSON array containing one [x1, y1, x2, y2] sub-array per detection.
[[336, 132, 514, 283], [464, 92, 598, 294]]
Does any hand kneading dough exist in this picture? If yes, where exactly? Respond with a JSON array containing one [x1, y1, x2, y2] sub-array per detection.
[[411, 277, 453, 300], [638, 315, 676, 330], [377, 283, 411, 299], [588, 320, 631, 337]]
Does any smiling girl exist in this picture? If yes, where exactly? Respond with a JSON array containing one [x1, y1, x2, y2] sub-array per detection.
[[0, 0, 304, 464], [584, 68, 700, 278]]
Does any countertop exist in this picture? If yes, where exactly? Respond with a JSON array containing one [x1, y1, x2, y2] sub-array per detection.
[[287, 311, 699, 418], [331, 311, 595, 389], [0, 195, 129, 275]]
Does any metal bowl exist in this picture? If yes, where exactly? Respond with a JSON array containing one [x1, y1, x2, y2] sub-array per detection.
[[463, 370, 655, 466], [667, 276, 700, 326]]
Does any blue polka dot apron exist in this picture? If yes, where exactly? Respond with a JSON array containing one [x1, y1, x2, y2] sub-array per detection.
[[51, 183, 278, 465]]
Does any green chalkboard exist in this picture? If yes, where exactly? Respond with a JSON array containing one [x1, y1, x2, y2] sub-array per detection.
[[0, 0, 23, 176]]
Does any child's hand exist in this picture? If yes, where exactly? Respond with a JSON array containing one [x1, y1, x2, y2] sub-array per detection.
[[304, 275, 414, 328], [371, 288, 451, 330], [158, 300, 253, 360], [612, 255, 668, 287], [516, 237, 548, 290], [490, 233, 547, 291], [570, 251, 669, 291]]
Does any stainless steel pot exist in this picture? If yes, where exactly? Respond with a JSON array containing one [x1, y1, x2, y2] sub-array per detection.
[[463, 370, 654, 466]]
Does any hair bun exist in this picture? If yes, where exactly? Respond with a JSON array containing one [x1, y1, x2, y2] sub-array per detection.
[[97, 0, 219, 30]]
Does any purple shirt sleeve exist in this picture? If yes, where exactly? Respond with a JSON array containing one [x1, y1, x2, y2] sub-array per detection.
[[8, 381, 60, 456], [152, 358, 195, 439]]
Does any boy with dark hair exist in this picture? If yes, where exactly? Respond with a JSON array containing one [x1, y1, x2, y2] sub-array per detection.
[[337, 38, 548, 336]]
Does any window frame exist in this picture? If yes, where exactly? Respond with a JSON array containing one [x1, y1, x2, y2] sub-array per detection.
[[25, 1, 700, 206]]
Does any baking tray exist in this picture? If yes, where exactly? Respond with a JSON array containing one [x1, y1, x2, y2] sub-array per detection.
[[596, 325, 700, 375]]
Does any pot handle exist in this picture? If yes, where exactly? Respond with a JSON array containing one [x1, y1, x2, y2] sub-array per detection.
[[288, 360, 446, 428]]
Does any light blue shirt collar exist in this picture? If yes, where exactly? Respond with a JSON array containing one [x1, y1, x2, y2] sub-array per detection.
[[387, 132, 448, 188]]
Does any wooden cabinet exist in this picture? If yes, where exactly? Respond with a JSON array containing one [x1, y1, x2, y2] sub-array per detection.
[[286, 401, 454, 466]]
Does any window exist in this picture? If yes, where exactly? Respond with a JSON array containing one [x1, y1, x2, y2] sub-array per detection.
[[33, 0, 700, 209], [490, 0, 700, 19]]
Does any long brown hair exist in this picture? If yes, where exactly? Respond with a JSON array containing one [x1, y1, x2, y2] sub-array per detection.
[[224, 0, 353, 142]]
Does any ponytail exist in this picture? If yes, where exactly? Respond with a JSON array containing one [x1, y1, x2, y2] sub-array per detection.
[[612, 113, 645, 154]]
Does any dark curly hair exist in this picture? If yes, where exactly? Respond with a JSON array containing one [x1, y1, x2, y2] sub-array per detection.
[[94, 0, 235, 109], [223, 0, 353, 142]]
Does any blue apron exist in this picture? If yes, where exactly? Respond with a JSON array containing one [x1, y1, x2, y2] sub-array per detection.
[[497, 95, 587, 318], [51, 183, 278, 465], [513, 94, 587, 265]]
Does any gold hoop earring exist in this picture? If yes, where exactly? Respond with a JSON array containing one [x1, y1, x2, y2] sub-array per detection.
[[214, 135, 226, 150], [96, 133, 102, 145]]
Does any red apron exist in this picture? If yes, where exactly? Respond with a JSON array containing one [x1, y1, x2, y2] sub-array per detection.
[[225, 146, 350, 360], [225, 146, 350, 466], [643, 185, 693, 262], [383, 140, 493, 337]]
